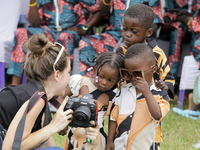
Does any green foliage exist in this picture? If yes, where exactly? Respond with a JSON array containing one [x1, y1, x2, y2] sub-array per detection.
[[53, 96, 200, 149]]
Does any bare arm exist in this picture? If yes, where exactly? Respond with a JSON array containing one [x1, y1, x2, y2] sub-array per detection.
[[68, 11, 102, 35], [28, 0, 41, 27], [2, 97, 73, 150], [87, 11, 102, 30], [100, 0, 111, 14], [106, 120, 117, 150], [79, 85, 90, 96]]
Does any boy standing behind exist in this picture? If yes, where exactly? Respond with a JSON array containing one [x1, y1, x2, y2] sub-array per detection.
[[106, 43, 170, 150], [116, 4, 175, 99]]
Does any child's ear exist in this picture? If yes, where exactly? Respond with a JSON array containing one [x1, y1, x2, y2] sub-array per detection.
[[146, 28, 153, 38], [152, 65, 157, 74], [93, 67, 97, 75]]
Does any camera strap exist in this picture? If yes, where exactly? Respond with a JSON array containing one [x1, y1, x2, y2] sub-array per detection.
[[12, 90, 50, 150], [34, 80, 61, 110]]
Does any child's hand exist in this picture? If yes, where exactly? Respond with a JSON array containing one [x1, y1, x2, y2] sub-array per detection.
[[58, 126, 68, 136], [133, 77, 149, 94], [105, 141, 115, 150], [155, 80, 169, 91], [176, 11, 193, 32]]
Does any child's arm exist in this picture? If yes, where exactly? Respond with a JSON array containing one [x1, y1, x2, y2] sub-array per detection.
[[79, 85, 89, 96], [134, 77, 162, 120], [106, 120, 117, 150], [57, 85, 73, 103]]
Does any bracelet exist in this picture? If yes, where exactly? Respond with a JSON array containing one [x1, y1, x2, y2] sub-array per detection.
[[43, 128, 48, 139], [103, 0, 111, 5], [29, 1, 37, 7]]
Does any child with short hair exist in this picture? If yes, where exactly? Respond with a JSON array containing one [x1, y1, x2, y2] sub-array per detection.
[[106, 43, 170, 150], [62, 51, 124, 150], [116, 4, 175, 99]]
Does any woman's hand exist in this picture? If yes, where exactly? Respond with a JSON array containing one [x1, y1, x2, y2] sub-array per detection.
[[84, 122, 100, 150], [50, 97, 73, 133]]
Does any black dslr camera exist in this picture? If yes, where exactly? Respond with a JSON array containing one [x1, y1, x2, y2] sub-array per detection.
[[64, 94, 98, 128]]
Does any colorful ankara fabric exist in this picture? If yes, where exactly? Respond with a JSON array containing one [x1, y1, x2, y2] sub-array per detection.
[[7, 0, 100, 77], [116, 39, 175, 99], [191, 7, 200, 68], [163, 0, 200, 77], [110, 82, 170, 150], [79, 0, 125, 76], [80, 0, 164, 77]]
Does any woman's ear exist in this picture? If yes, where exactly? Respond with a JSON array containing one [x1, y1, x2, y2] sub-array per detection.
[[53, 70, 60, 82], [146, 28, 153, 38]]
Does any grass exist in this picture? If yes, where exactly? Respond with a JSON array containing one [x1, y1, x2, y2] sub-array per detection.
[[53, 95, 200, 149]]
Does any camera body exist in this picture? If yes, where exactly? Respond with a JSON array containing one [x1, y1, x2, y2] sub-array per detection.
[[64, 94, 98, 128]]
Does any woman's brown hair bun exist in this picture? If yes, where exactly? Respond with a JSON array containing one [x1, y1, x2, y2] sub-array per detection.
[[24, 34, 51, 58], [24, 34, 69, 82]]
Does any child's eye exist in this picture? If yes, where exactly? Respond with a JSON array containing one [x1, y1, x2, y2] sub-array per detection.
[[122, 27, 127, 31], [132, 30, 138, 34], [108, 79, 114, 82], [99, 75, 104, 79]]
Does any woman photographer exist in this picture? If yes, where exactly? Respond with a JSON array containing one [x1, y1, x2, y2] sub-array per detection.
[[0, 34, 99, 150]]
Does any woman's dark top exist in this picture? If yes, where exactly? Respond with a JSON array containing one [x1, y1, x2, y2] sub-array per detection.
[[0, 80, 50, 131]]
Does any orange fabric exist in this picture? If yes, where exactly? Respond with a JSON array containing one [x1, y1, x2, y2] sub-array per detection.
[[64, 137, 68, 150], [104, 101, 113, 116], [73, 128, 87, 148], [121, 45, 127, 56], [111, 105, 119, 121], [155, 124, 162, 142], [126, 98, 153, 149]]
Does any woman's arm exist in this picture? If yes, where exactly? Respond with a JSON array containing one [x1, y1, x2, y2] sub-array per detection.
[[2, 97, 73, 150], [28, 0, 41, 27]]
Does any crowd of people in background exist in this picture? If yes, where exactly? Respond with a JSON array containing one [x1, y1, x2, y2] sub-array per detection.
[[0, 0, 200, 150]]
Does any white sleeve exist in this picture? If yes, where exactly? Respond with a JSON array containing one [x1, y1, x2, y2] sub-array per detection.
[[68, 74, 82, 96]]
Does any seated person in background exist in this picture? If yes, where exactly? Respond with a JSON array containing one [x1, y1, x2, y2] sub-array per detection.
[[7, 0, 102, 85], [106, 43, 170, 150], [188, 93, 200, 111], [78, 0, 125, 76], [116, 4, 175, 99], [162, 0, 200, 78], [191, 7, 200, 68], [58, 52, 124, 150]]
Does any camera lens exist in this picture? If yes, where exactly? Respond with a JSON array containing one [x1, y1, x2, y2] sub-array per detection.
[[74, 106, 91, 126]]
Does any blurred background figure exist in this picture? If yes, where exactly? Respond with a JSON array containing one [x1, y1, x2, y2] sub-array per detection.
[[6, 0, 101, 86]]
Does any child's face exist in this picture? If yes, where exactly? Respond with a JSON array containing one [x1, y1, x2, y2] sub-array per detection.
[[122, 15, 148, 47], [124, 57, 155, 85], [95, 64, 119, 92]]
